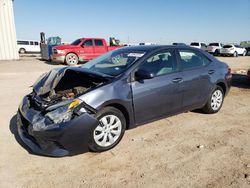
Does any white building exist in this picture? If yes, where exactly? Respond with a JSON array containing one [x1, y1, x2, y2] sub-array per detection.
[[0, 0, 19, 60]]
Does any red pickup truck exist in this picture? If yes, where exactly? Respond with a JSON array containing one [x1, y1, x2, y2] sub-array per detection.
[[52, 38, 122, 66]]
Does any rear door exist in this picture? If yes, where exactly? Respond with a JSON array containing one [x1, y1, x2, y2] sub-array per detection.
[[80, 39, 95, 60], [131, 49, 183, 124], [177, 49, 213, 110], [94, 39, 107, 58]]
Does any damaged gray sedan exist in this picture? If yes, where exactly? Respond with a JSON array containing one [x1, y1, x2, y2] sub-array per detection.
[[17, 45, 231, 156]]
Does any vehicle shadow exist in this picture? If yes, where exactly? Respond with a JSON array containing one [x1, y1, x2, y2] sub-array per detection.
[[9, 114, 35, 155], [232, 73, 250, 89], [37, 58, 61, 66]]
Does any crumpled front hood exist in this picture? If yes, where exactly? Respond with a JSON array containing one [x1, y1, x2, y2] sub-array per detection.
[[33, 67, 109, 96], [33, 67, 66, 95]]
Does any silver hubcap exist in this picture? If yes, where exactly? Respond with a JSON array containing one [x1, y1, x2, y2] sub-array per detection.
[[67, 55, 77, 64], [93, 115, 122, 147], [211, 90, 223, 111]]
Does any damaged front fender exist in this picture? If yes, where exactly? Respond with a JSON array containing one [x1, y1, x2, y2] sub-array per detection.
[[17, 96, 100, 156]]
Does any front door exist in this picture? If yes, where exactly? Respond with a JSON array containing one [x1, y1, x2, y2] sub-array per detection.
[[131, 49, 183, 124]]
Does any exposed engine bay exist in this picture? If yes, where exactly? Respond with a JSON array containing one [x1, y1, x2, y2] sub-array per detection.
[[29, 67, 109, 111]]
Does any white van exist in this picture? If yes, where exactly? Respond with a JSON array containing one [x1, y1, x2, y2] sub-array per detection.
[[17, 40, 41, 53]]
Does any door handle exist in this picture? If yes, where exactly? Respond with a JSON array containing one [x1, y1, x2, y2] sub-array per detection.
[[208, 70, 215, 75], [172, 78, 183, 83]]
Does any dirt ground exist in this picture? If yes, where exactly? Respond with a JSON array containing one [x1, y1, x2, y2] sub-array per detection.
[[0, 55, 250, 188]]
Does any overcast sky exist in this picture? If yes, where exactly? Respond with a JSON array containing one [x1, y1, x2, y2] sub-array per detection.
[[14, 0, 250, 44]]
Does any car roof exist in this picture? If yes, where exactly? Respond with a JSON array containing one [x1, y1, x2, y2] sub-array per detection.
[[121, 45, 199, 52]]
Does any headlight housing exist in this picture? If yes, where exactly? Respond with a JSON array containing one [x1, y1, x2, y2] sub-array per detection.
[[56, 50, 65, 54], [31, 99, 82, 131], [45, 99, 81, 124]]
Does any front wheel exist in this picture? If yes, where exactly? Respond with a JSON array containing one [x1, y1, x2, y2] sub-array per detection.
[[89, 107, 126, 152], [233, 51, 238, 57], [19, 48, 26, 54], [65, 53, 79, 66], [202, 86, 224, 114], [214, 49, 219, 56]]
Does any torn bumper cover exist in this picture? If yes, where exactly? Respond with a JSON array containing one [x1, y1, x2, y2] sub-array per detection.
[[17, 96, 99, 157]]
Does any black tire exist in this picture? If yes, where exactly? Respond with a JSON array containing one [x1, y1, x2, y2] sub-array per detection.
[[214, 49, 219, 56], [88, 107, 126, 152], [202, 86, 224, 114], [19, 48, 26, 54], [65, 53, 79, 66], [233, 51, 238, 57]]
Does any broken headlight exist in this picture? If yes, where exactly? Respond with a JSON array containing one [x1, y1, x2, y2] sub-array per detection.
[[45, 99, 81, 124]]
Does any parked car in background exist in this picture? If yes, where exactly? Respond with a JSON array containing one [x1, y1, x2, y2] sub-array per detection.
[[17, 40, 40, 54], [190, 42, 207, 51], [139, 42, 156, 45], [172, 42, 186, 46], [52, 38, 123, 66], [220, 44, 247, 57], [207, 43, 223, 56], [17, 45, 232, 156]]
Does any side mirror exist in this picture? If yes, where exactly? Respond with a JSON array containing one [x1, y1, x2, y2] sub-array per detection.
[[135, 69, 154, 80]]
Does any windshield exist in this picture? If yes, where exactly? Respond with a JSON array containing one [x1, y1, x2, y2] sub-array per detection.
[[223, 45, 233, 48], [209, 43, 219, 46], [71, 39, 82, 45], [190, 43, 199, 46], [81, 49, 146, 76]]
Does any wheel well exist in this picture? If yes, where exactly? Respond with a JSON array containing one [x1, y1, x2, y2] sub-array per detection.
[[105, 104, 130, 129], [217, 82, 226, 94], [66, 52, 79, 58]]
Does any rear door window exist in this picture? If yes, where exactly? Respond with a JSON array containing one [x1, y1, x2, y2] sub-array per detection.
[[30, 41, 34, 45], [94, 40, 104, 46], [178, 50, 211, 70]]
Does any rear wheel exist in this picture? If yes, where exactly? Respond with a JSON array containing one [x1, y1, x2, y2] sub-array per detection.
[[65, 53, 79, 66], [89, 107, 126, 152], [19, 48, 26, 54], [202, 86, 224, 114]]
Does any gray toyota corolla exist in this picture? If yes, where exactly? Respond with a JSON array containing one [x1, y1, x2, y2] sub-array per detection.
[[17, 45, 232, 156]]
